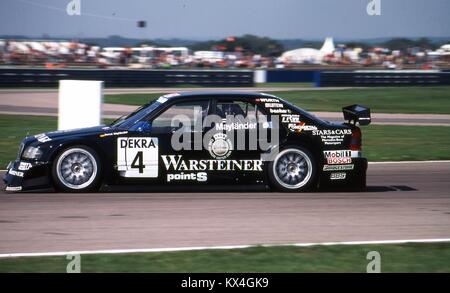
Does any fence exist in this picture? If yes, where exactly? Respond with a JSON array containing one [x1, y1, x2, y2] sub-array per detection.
[[265, 70, 316, 83], [0, 68, 254, 87], [316, 71, 450, 87], [2, 68, 450, 88]]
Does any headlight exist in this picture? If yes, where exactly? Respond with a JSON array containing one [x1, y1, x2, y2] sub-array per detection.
[[17, 143, 25, 159], [22, 146, 43, 160]]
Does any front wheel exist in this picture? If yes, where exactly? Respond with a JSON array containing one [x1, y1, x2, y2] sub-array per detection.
[[52, 146, 102, 192], [268, 146, 317, 192]]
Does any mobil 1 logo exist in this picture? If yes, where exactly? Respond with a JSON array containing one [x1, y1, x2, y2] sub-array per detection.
[[117, 137, 158, 177]]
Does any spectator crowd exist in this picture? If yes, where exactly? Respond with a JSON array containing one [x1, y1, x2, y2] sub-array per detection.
[[1, 39, 449, 70]]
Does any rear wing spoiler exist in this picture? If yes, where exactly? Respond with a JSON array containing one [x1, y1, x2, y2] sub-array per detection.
[[342, 104, 371, 126]]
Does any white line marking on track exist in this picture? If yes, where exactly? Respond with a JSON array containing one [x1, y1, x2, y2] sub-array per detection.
[[1, 238, 450, 258]]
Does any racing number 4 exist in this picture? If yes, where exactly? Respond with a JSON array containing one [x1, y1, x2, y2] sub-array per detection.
[[117, 137, 159, 178], [131, 151, 145, 173]]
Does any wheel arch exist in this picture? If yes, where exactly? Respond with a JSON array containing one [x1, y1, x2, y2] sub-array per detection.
[[48, 139, 106, 165], [281, 134, 323, 166], [47, 139, 107, 187], [266, 135, 322, 191]]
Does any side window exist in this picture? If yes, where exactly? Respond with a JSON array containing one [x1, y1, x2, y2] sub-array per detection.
[[151, 100, 209, 133], [216, 100, 266, 123]]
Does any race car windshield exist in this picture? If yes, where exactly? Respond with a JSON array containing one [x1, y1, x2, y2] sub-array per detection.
[[111, 100, 161, 129]]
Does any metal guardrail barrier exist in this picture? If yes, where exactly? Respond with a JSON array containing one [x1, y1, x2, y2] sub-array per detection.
[[317, 71, 450, 87], [2, 68, 450, 88], [265, 70, 316, 83], [0, 68, 254, 87]]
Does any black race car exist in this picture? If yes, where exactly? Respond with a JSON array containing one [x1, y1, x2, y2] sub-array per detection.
[[4, 91, 370, 192]]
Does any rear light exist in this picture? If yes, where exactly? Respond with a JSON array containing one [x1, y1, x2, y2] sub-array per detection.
[[350, 127, 362, 151]]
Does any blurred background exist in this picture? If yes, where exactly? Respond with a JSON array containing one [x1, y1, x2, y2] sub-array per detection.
[[0, 0, 449, 71]]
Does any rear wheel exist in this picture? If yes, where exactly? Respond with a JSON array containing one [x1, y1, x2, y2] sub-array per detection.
[[352, 172, 367, 192], [52, 146, 102, 192], [268, 146, 317, 192]]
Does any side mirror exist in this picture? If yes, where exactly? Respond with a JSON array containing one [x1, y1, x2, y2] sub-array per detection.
[[130, 121, 152, 132]]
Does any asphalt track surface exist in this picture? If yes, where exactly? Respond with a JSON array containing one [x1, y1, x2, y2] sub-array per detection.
[[1, 88, 450, 126], [0, 161, 449, 254]]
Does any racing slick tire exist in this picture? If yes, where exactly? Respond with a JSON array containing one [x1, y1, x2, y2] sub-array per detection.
[[268, 146, 317, 192], [51, 145, 102, 192], [350, 172, 367, 192]]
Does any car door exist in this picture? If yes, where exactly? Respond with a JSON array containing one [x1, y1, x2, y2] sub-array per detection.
[[148, 98, 211, 185], [115, 99, 211, 185], [210, 97, 268, 184]]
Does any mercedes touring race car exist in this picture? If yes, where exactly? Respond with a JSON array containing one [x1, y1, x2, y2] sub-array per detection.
[[4, 92, 371, 192]]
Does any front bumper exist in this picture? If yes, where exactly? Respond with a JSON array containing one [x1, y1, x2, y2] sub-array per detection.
[[3, 160, 51, 192]]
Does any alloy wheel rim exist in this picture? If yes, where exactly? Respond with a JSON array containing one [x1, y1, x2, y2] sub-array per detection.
[[56, 148, 97, 189], [273, 149, 312, 189]]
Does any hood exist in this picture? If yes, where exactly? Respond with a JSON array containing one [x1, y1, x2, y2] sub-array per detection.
[[23, 125, 114, 146], [45, 125, 109, 139]]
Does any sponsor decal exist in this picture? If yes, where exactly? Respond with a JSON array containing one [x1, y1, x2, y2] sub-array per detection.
[[162, 155, 263, 172], [18, 162, 32, 171], [269, 108, 291, 114], [99, 131, 128, 138], [167, 172, 208, 182], [323, 150, 352, 164], [8, 169, 24, 177], [264, 103, 284, 108], [262, 121, 271, 129], [313, 129, 352, 136], [255, 97, 279, 103], [288, 121, 305, 133], [5, 186, 22, 191], [35, 133, 51, 143], [117, 137, 159, 178], [330, 172, 347, 180], [215, 122, 256, 131], [157, 97, 168, 103], [160, 93, 180, 99], [208, 133, 232, 159], [159, 93, 179, 102], [300, 125, 317, 131], [312, 129, 351, 146], [323, 164, 354, 171], [281, 114, 300, 123], [287, 122, 318, 133]]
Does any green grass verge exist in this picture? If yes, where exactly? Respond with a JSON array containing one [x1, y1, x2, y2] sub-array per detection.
[[1, 115, 450, 167], [0, 115, 113, 168], [0, 115, 56, 168], [104, 93, 162, 105], [104, 86, 450, 114], [153, 82, 314, 88], [255, 82, 314, 88], [363, 125, 450, 161], [1, 242, 449, 272]]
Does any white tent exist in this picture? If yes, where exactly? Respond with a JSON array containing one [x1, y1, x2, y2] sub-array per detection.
[[11, 42, 30, 53], [280, 37, 335, 64], [279, 48, 323, 64], [27, 42, 46, 52], [320, 37, 335, 55], [440, 44, 450, 51]]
